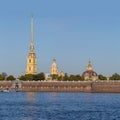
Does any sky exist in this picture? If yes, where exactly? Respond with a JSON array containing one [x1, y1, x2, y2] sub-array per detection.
[[0, 0, 120, 77]]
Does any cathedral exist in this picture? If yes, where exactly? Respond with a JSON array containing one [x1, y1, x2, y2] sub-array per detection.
[[25, 17, 98, 81], [82, 60, 98, 81], [26, 17, 37, 75]]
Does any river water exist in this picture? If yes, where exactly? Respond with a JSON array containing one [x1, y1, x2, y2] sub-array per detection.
[[0, 92, 120, 120]]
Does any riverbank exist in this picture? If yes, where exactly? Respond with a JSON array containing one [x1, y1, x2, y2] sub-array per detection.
[[0, 81, 120, 93]]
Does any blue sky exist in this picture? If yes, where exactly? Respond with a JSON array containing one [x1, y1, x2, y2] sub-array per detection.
[[0, 0, 120, 77]]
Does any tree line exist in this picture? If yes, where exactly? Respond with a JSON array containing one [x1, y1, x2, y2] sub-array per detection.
[[0, 72, 120, 81]]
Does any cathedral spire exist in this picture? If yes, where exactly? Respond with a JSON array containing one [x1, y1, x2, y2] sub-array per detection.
[[30, 16, 34, 53], [87, 60, 93, 71], [30, 15, 34, 45], [26, 16, 37, 75]]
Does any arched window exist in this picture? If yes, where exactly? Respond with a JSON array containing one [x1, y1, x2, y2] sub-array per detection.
[[29, 59, 31, 63]]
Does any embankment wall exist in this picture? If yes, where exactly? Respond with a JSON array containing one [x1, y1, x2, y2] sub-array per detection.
[[1, 81, 120, 93]]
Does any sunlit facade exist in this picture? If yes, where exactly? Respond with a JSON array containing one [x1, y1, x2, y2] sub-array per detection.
[[26, 17, 37, 75]]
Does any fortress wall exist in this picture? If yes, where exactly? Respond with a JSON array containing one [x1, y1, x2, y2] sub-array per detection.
[[20, 81, 92, 92], [0, 81, 12, 90], [0, 81, 120, 93], [92, 81, 120, 93]]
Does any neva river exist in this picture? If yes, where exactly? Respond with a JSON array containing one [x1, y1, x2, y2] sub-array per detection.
[[0, 92, 120, 120]]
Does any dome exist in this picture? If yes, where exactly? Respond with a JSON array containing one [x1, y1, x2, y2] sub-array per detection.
[[82, 60, 98, 81], [82, 70, 97, 77]]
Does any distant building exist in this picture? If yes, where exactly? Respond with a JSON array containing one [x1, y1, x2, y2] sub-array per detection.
[[50, 58, 59, 76], [49, 58, 65, 80], [45, 73, 52, 80], [26, 17, 37, 75], [82, 60, 98, 81], [59, 71, 65, 78]]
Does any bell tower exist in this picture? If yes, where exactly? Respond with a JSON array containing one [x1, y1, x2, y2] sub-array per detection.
[[50, 58, 58, 75], [87, 60, 93, 71], [26, 16, 37, 74]]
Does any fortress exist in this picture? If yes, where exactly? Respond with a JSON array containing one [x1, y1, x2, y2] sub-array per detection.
[[25, 17, 98, 81], [1, 17, 119, 93]]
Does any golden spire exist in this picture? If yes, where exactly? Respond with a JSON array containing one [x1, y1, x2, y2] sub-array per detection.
[[26, 16, 37, 75], [87, 60, 93, 71], [31, 15, 34, 45], [30, 16, 34, 53]]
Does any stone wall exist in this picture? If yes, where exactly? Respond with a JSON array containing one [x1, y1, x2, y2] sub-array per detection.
[[91, 81, 120, 93], [0, 81, 120, 93], [19, 81, 92, 92]]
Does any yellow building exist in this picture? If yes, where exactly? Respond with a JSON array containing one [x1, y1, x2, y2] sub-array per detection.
[[50, 58, 58, 75], [82, 60, 98, 81], [26, 17, 37, 75], [59, 71, 65, 78]]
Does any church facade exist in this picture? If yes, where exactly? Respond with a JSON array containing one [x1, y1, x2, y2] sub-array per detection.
[[26, 17, 37, 75]]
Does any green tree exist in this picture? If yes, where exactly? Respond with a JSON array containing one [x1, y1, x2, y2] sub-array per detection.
[[69, 74, 82, 81], [98, 74, 107, 80], [24, 74, 33, 80], [51, 74, 58, 80], [109, 73, 120, 80], [19, 74, 33, 81], [19, 75, 26, 80], [0, 74, 5, 80], [33, 72, 45, 81], [1, 72, 7, 80], [19, 73, 45, 81], [6, 75, 15, 80], [69, 75, 75, 81], [58, 76, 63, 81], [63, 73, 69, 81], [75, 74, 82, 81]]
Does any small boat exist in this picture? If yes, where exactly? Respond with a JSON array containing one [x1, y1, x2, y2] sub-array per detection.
[[1, 89, 9, 92]]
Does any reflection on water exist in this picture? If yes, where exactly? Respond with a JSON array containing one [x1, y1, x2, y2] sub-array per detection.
[[25, 92, 37, 120], [0, 92, 120, 120], [26, 92, 36, 102]]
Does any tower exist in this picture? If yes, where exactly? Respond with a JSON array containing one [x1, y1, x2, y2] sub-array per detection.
[[50, 58, 58, 75], [26, 16, 37, 75], [87, 60, 93, 71]]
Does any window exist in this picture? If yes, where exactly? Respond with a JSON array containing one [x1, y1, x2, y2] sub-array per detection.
[[29, 59, 31, 63]]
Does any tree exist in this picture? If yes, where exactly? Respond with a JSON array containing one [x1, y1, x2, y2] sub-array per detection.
[[24, 74, 33, 81], [1, 72, 7, 80], [19, 75, 26, 80], [75, 75, 82, 81], [19, 74, 33, 81], [6, 75, 15, 80], [33, 72, 45, 81], [63, 73, 69, 81], [69, 75, 75, 81], [58, 76, 63, 81], [69, 74, 82, 81], [98, 74, 107, 80], [19, 73, 45, 81], [109, 73, 120, 80], [0, 74, 5, 80], [51, 74, 58, 80]]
